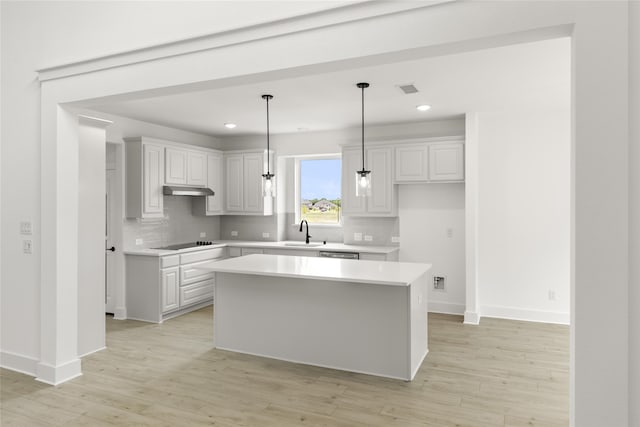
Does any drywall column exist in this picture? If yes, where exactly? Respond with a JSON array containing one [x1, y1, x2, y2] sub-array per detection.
[[629, 2, 639, 425], [77, 116, 112, 357], [37, 101, 82, 385], [571, 6, 629, 426], [464, 112, 479, 324]]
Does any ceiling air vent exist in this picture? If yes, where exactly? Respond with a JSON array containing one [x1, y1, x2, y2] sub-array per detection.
[[397, 84, 419, 94]]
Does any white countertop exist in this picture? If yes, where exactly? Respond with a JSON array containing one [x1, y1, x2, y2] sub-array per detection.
[[123, 240, 399, 257], [198, 254, 430, 287]]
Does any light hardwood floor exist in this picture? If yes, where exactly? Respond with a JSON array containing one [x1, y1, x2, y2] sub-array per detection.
[[1, 306, 569, 426]]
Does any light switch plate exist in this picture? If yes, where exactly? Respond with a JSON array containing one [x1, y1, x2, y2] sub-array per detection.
[[200, 232, 206, 238], [231, 231, 238, 237], [135, 238, 143, 245], [354, 233, 362, 241], [262, 232, 270, 238], [391, 236, 400, 243], [364, 235, 373, 242]]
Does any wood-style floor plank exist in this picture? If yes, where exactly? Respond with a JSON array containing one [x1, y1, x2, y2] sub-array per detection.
[[0, 307, 569, 426]]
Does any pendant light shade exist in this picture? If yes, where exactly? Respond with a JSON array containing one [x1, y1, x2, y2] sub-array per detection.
[[355, 82, 371, 198], [261, 94, 275, 197]]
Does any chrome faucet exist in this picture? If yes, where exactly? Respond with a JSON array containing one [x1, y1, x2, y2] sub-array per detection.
[[299, 220, 311, 244]]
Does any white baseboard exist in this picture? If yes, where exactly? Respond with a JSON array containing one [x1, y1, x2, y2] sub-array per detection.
[[0, 350, 38, 377], [480, 305, 569, 325], [463, 310, 481, 325], [78, 346, 106, 358], [113, 306, 127, 320], [36, 358, 82, 385], [428, 301, 465, 315]]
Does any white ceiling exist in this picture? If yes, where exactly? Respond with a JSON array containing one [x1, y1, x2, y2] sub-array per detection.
[[88, 37, 570, 137]]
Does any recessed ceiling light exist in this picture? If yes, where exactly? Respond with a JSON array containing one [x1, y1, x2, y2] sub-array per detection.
[[416, 105, 431, 112], [224, 123, 237, 129]]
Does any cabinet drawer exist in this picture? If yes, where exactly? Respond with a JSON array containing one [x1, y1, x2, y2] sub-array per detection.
[[180, 260, 216, 285], [359, 253, 387, 261], [180, 279, 214, 307], [161, 255, 180, 268], [228, 247, 242, 257], [180, 247, 225, 264]]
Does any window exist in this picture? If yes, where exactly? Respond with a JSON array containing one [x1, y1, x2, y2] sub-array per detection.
[[297, 157, 341, 225]]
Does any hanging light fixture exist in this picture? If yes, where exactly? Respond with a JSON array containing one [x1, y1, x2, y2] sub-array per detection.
[[355, 82, 371, 198], [261, 94, 275, 197]]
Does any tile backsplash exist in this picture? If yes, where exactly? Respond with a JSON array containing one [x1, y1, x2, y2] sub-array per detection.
[[123, 196, 220, 249]]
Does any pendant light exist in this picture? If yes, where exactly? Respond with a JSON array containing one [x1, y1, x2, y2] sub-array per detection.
[[261, 94, 275, 197], [355, 82, 371, 198]]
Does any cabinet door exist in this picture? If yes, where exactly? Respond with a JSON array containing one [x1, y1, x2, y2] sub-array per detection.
[[225, 154, 243, 212], [395, 143, 429, 182], [341, 148, 366, 215], [143, 143, 164, 216], [243, 153, 264, 213], [187, 150, 206, 186], [205, 153, 223, 214], [161, 267, 180, 313], [367, 147, 395, 214], [165, 147, 187, 185], [429, 143, 464, 181]]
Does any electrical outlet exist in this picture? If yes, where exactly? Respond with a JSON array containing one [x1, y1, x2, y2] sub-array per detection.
[[433, 276, 445, 291], [354, 233, 362, 241], [548, 290, 557, 301], [200, 232, 206, 238], [391, 236, 400, 243], [262, 232, 270, 238], [364, 235, 373, 242], [446, 228, 453, 238], [23, 239, 32, 254], [20, 221, 32, 235], [231, 231, 238, 237], [135, 238, 143, 245]]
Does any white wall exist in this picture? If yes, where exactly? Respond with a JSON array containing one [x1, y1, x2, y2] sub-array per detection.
[[399, 184, 466, 314], [476, 109, 570, 324], [629, 2, 639, 425]]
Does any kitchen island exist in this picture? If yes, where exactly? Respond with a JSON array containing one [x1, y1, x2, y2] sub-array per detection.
[[198, 254, 431, 381]]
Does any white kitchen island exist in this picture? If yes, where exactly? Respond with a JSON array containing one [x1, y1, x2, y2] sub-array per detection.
[[198, 254, 431, 381]]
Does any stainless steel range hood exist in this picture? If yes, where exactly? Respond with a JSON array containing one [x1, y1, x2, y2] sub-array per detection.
[[163, 186, 214, 196]]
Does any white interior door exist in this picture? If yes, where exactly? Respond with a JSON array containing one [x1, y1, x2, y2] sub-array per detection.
[[105, 169, 116, 314]]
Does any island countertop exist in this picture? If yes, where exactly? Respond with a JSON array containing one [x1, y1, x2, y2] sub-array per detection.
[[198, 254, 431, 286]]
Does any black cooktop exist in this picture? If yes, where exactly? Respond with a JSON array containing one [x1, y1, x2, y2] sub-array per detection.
[[152, 241, 215, 250]]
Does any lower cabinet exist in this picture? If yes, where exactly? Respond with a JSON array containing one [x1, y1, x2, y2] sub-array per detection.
[[126, 248, 225, 323]]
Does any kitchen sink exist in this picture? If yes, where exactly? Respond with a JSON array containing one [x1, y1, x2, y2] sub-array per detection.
[[284, 242, 325, 247]]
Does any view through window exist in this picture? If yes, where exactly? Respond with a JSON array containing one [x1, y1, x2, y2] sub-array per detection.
[[299, 158, 341, 224]]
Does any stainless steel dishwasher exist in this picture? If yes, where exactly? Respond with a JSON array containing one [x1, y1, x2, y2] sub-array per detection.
[[318, 251, 359, 260]]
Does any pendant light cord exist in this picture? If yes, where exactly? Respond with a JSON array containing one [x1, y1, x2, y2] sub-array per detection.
[[266, 96, 270, 174], [361, 84, 365, 171]]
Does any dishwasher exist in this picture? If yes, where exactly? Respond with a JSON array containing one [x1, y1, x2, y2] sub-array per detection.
[[318, 251, 359, 260]]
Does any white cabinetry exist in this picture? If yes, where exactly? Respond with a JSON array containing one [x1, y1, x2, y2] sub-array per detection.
[[165, 147, 207, 186], [429, 142, 464, 181], [161, 267, 180, 313], [394, 139, 465, 183], [125, 137, 165, 219], [395, 143, 429, 182], [126, 248, 225, 323], [342, 146, 396, 217], [224, 151, 273, 215], [192, 151, 224, 215]]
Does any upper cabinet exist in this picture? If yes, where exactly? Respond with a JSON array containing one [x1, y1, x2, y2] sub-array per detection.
[[125, 137, 165, 219], [224, 150, 273, 216], [165, 147, 207, 186], [192, 151, 224, 216], [342, 146, 396, 217], [394, 139, 464, 183]]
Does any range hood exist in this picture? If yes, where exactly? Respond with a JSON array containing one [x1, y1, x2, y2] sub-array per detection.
[[163, 186, 214, 196]]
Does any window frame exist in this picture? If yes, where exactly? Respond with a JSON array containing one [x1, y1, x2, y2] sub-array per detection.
[[294, 154, 342, 227]]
